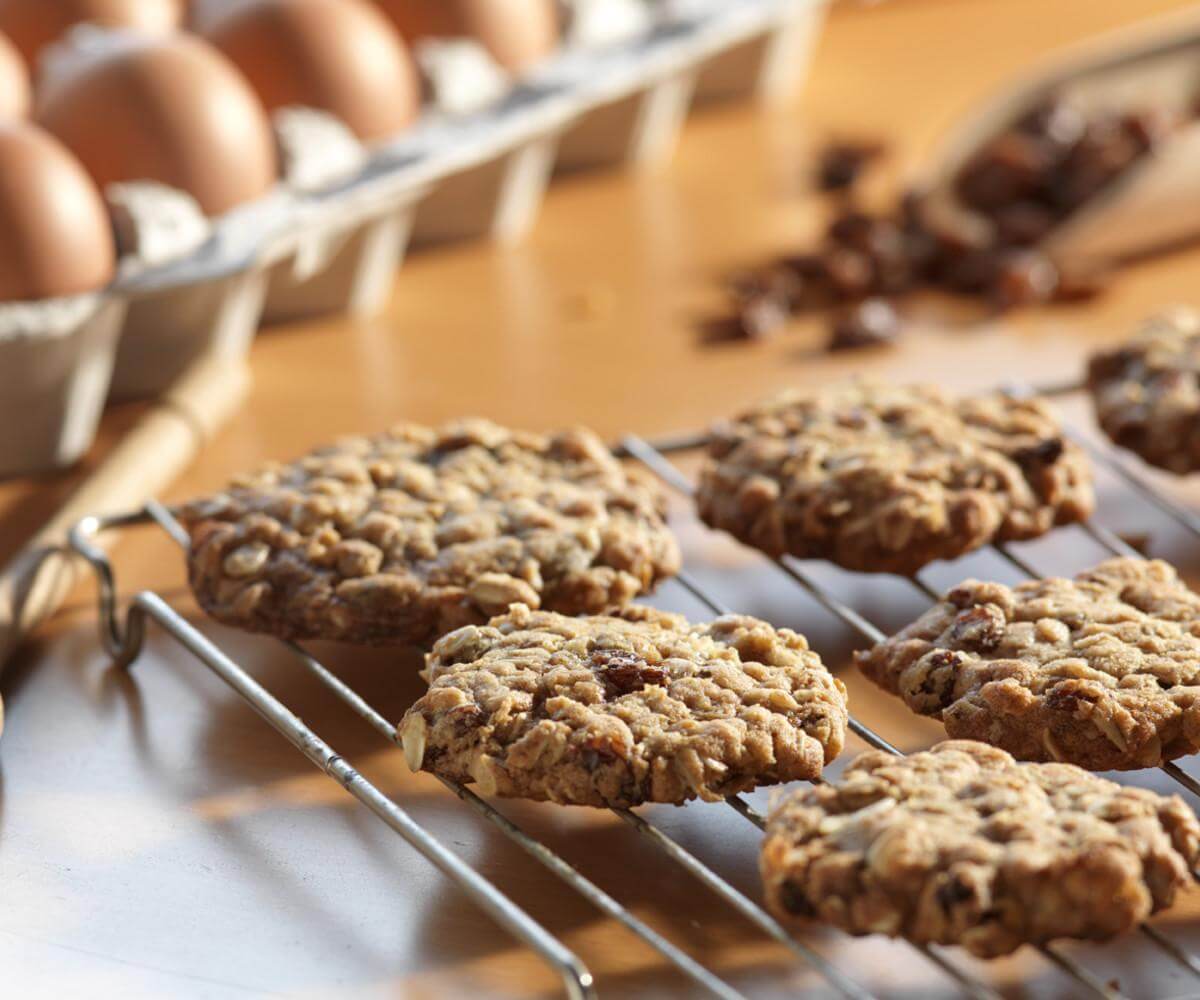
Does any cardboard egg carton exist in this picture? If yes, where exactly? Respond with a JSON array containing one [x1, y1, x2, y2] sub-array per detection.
[[5, 0, 828, 481]]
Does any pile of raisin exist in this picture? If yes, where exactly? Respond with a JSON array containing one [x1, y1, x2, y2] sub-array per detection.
[[724, 96, 1181, 350]]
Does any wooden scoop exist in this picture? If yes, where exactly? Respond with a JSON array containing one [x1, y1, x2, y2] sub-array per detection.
[[917, 6, 1200, 269], [0, 357, 250, 735]]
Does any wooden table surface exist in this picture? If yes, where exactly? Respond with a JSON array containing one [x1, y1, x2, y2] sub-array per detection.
[[7, 1, 1200, 997]]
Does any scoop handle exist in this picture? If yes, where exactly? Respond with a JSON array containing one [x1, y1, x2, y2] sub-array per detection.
[[0, 357, 251, 731]]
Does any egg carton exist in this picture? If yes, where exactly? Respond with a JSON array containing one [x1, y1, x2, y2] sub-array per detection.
[[6, 0, 828, 482]]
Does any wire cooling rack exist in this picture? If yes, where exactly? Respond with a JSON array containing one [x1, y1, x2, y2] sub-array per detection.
[[65, 387, 1200, 1000]]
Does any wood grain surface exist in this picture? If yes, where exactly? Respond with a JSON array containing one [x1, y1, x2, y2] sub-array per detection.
[[5, 1, 1200, 997]]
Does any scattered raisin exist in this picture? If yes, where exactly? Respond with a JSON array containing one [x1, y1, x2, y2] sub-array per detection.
[[1053, 263, 1110, 303], [822, 247, 875, 299], [989, 251, 1058, 310], [1016, 96, 1085, 150], [992, 201, 1055, 246], [956, 132, 1050, 211], [730, 268, 803, 310], [829, 299, 901, 351], [735, 292, 789, 340], [714, 95, 1175, 341], [815, 138, 887, 192]]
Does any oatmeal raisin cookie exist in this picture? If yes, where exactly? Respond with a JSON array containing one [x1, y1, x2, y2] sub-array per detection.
[[182, 420, 681, 645], [398, 603, 847, 807], [761, 740, 1200, 957], [696, 382, 1093, 575], [1089, 308, 1200, 474], [856, 557, 1200, 770]]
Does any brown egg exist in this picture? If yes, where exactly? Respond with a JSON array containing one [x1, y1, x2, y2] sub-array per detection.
[[204, 0, 418, 144], [0, 121, 115, 302], [0, 0, 182, 69], [36, 32, 276, 216], [0, 31, 28, 117], [376, 0, 559, 74]]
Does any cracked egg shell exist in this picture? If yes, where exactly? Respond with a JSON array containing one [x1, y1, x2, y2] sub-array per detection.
[[0, 0, 181, 69], [36, 31, 276, 216], [0, 31, 28, 117], [204, 0, 419, 143], [0, 120, 115, 302], [376, 0, 559, 74]]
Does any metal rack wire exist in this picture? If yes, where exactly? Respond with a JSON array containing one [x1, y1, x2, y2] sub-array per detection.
[[65, 395, 1200, 1000]]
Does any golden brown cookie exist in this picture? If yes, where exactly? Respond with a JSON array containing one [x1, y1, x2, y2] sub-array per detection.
[[398, 603, 847, 807], [182, 420, 680, 645], [1089, 308, 1200, 474], [696, 382, 1094, 575], [856, 557, 1200, 770], [761, 741, 1200, 957]]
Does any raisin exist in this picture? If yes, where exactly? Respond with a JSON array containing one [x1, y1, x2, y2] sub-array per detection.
[[815, 138, 886, 192], [927, 649, 966, 670], [946, 587, 977, 609], [828, 299, 901, 351], [709, 97, 1175, 338], [1053, 117, 1141, 210], [779, 880, 815, 916], [735, 293, 789, 340], [591, 649, 668, 698], [988, 251, 1058, 309], [529, 687, 548, 718], [992, 201, 1055, 247], [822, 247, 875, 299], [950, 606, 1005, 652], [730, 268, 804, 311], [936, 875, 976, 910], [1016, 96, 1085, 150], [1121, 107, 1177, 152], [828, 212, 898, 255], [578, 733, 624, 770], [939, 247, 1003, 294], [450, 704, 484, 735], [956, 133, 1050, 211], [1087, 347, 1138, 384], [1045, 685, 1090, 715], [1012, 437, 1065, 470], [1053, 264, 1109, 303]]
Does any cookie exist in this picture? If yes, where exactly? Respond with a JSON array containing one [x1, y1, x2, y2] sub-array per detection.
[[397, 603, 848, 808], [696, 382, 1093, 576], [856, 557, 1200, 770], [1088, 308, 1200, 474], [761, 740, 1200, 958], [181, 420, 681, 645]]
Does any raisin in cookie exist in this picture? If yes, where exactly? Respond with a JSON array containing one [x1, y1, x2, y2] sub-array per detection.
[[761, 741, 1200, 958], [398, 603, 847, 807], [696, 382, 1094, 575], [1089, 308, 1200, 474], [857, 557, 1200, 770], [182, 420, 681, 645]]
